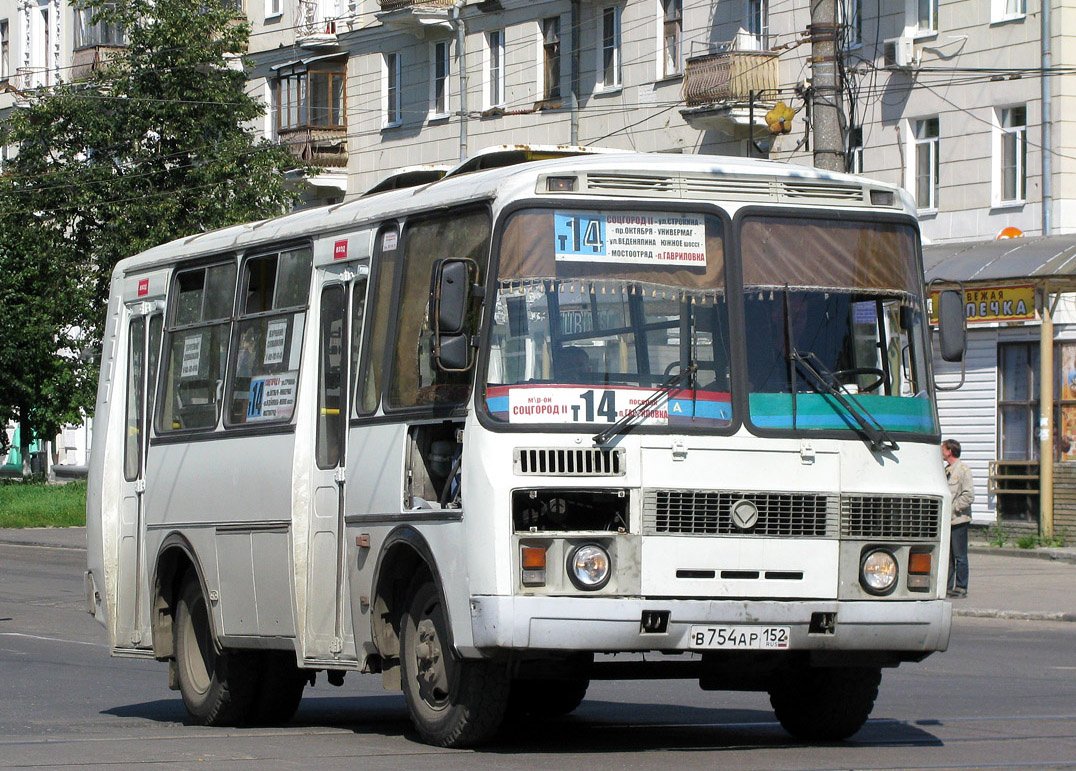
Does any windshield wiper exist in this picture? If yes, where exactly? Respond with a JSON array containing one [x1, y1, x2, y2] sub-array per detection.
[[593, 363, 697, 446], [790, 349, 899, 453]]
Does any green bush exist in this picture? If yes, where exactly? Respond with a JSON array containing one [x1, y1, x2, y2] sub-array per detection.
[[1016, 534, 1038, 550], [0, 479, 86, 528]]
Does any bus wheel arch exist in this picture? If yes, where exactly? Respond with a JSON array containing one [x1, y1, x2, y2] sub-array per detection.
[[370, 527, 440, 687], [152, 534, 207, 663]]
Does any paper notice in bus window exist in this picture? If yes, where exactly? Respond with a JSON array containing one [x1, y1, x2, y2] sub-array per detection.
[[247, 371, 298, 422], [553, 211, 707, 266], [180, 334, 203, 379], [263, 319, 288, 366]]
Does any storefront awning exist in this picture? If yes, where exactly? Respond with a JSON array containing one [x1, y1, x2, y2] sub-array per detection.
[[924, 234, 1076, 286]]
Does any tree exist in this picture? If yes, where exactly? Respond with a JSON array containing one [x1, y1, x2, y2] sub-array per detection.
[[0, 0, 306, 474]]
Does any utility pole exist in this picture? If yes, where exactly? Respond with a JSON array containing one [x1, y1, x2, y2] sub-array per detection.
[[809, 0, 844, 172]]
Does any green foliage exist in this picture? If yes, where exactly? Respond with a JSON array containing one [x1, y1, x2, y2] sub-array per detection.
[[1016, 535, 1038, 550], [0, 480, 87, 528], [988, 523, 1007, 548], [0, 0, 307, 464]]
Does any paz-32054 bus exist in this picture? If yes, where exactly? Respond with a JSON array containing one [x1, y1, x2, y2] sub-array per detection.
[[87, 148, 966, 747]]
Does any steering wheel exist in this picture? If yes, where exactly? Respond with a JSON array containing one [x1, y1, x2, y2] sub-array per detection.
[[664, 361, 681, 377], [830, 367, 885, 393]]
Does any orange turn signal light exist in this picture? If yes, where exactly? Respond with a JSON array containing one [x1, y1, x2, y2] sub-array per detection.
[[908, 552, 932, 575], [521, 546, 547, 570]]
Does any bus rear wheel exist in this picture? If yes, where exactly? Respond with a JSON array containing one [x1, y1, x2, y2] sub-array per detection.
[[250, 652, 307, 726], [174, 576, 257, 726], [768, 666, 881, 741], [399, 579, 509, 747]]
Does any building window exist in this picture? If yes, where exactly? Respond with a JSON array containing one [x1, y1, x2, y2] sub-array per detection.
[[600, 6, 622, 90], [917, 0, 937, 33], [265, 0, 282, 18], [913, 117, 939, 211], [276, 63, 346, 131], [840, 0, 861, 49], [487, 29, 504, 107], [1, 19, 8, 84], [992, 0, 1025, 22], [662, 0, 682, 78], [384, 52, 401, 127], [542, 17, 561, 100], [999, 342, 1040, 462], [74, 3, 124, 49], [848, 125, 863, 174], [744, 0, 769, 50], [998, 105, 1027, 204], [431, 40, 450, 117]]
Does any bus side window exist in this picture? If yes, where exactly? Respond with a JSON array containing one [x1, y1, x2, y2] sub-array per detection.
[[226, 247, 313, 426], [157, 262, 236, 433], [388, 210, 491, 409]]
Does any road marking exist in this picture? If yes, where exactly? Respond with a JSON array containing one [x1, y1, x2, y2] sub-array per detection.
[[0, 632, 107, 648]]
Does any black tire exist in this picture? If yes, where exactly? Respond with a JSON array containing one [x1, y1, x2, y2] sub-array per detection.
[[399, 579, 509, 747], [173, 577, 257, 726], [250, 651, 307, 726], [507, 677, 589, 718], [769, 666, 881, 741]]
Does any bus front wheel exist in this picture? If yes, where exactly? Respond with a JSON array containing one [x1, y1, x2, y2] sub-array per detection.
[[174, 576, 257, 726], [399, 579, 509, 747], [769, 665, 881, 741]]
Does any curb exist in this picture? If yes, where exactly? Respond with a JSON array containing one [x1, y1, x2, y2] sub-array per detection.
[[969, 545, 1076, 565], [954, 608, 1076, 623]]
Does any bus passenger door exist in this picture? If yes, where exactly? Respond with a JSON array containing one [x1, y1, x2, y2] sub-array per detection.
[[306, 268, 366, 661], [115, 308, 162, 651]]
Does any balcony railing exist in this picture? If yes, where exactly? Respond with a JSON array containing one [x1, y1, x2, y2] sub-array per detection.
[[682, 49, 779, 106], [279, 127, 348, 168], [378, 0, 457, 10], [71, 45, 126, 81]]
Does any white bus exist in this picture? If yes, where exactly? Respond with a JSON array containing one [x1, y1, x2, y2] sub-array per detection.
[[87, 148, 966, 747]]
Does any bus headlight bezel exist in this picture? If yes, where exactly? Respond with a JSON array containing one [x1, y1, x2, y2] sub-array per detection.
[[567, 543, 612, 591], [860, 548, 899, 596]]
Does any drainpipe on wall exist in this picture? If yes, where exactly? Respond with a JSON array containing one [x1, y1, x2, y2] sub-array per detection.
[[1041, 0, 1052, 235], [1040, 283, 1056, 540], [452, 2, 468, 162], [570, 0, 581, 144]]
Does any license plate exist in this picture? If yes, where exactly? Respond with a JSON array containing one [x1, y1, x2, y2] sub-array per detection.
[[688, 625, 791, 650]]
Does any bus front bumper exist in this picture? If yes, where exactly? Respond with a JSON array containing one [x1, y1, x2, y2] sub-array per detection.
[[467, 596, 951, 657]]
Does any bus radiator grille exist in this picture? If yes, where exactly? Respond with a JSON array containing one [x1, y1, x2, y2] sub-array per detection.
[[840, 495, 942, 540], [643, 490, 838, 537]]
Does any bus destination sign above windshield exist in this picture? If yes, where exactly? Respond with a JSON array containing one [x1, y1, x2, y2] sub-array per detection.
[[554, 211, 707, 266]]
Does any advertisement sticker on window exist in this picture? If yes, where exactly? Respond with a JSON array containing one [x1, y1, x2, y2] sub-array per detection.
[[263, 319, 288, 365], [247, 371, 298, 422], [553, 211, 707, 266], [180, 334, 203, 379]]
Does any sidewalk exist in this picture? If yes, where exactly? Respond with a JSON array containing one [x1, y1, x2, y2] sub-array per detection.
[[1, 528, 1074, 622]]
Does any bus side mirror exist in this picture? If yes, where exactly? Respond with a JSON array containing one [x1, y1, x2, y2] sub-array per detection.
[[431, 258, 480, 372], [937, 289, 966, 362]]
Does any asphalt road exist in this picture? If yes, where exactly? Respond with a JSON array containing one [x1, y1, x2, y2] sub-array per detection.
[[2, 542, 1076, 771]]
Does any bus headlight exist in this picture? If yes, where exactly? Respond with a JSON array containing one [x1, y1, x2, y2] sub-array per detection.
[[860, 549, 898, 595], [567, 543, 611, 590]]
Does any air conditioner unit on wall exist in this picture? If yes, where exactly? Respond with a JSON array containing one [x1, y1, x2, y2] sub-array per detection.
[[883, 37, 917, 69]]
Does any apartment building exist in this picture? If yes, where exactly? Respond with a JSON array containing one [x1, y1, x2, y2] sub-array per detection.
[[0, 1, 1066, 243]]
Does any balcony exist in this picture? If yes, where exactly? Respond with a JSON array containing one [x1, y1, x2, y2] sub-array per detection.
[[71, 45, 126, 81], [376, 0, 455, 38], [679, 48, 780, 136], [279, 127, 348, 169], [297, 0, 340, 47]]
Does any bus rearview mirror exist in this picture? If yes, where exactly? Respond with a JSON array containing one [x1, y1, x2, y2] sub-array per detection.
[[937, 289, 966, 362], [435, 333, 471, 371], [433, 259, 472, 335]]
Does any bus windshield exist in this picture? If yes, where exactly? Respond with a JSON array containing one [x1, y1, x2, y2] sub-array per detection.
[[741, 215, 936, 436], [485, 207, 732, 430]]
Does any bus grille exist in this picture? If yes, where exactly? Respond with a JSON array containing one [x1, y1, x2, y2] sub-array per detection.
[[515, 447, 625, 476], [840, 495, 942, 539], [643, 490, 838, 537]]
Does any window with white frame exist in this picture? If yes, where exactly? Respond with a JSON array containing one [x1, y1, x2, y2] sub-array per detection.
[[431, 40, 450, 118], [384, 52, 401, 127], [74, 3, 123, 49], [599, 6, 622, 90], [542, 17, 561, 100], [992, 0, 1025, 22], [744, 0, 769, 50], [662, 0, 682, 78], [998, 105, 1027, 204], [840, 0, 861, 50], [487, 29, 505, 108], [1, 19, 9, 84], [265, 0, 282, 18], [848, 125, 863, 174], [916, 0, 937, 34], [913, 117, 939, 210]]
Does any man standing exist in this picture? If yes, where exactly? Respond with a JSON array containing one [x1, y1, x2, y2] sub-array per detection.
[[942, 438, 974, 598]]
